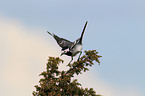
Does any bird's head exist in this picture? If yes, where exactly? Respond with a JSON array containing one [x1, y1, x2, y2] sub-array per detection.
[[60, 48, 70, 56], [60, 51, 72, 56]]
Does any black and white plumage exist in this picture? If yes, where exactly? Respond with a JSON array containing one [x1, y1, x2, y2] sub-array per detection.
[[47, 21, 88, 63]]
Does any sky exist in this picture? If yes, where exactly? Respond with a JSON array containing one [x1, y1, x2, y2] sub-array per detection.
[[0, 0, 145, 96]]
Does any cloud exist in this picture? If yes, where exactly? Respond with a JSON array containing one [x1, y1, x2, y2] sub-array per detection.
[[76, 71, 143, 96], [0, 16, 60, 96], [0, 16, 143, 96]]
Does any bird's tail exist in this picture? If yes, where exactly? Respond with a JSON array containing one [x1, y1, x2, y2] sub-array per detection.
[[79, 21, 88, 44]]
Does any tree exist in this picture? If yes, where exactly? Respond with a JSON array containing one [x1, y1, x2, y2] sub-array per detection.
[[33, 50, 102, 96]]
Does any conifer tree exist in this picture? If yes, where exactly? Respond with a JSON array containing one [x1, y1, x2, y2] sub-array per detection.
[[33, 50, 102, 96]]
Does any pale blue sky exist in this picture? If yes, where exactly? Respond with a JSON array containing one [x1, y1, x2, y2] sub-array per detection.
[[0, 0, 145, 96]]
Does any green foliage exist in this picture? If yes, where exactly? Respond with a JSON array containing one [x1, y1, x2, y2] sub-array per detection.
[[33, 50, 102, 96]]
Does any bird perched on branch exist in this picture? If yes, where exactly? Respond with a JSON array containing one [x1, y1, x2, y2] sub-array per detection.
[[47, 21, 88, 63]]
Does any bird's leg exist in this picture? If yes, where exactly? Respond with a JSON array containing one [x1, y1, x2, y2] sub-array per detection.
[[77, 51, 82, 61], [69, 56, 73, 64]]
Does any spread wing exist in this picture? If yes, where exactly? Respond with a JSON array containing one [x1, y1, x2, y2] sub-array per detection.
[[47, 31, 73, 50]]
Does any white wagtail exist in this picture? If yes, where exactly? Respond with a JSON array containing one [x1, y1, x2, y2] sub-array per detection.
[[47, 21, 88, 63]]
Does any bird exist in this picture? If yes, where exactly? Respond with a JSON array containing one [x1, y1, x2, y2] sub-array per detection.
[[47, 21, 88, 63]]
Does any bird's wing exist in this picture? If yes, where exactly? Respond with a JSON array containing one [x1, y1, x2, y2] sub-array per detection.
[[70, 21, 88, 49], [47, 31, 73, 50], [79, 21, 88, 44]]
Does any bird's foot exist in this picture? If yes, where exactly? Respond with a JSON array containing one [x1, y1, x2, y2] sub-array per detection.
[[77, 57, 80, 61], [67, 63, 71, 67]]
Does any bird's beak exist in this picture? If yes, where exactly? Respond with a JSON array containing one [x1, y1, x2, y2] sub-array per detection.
[[60, 53, 64, 56]]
